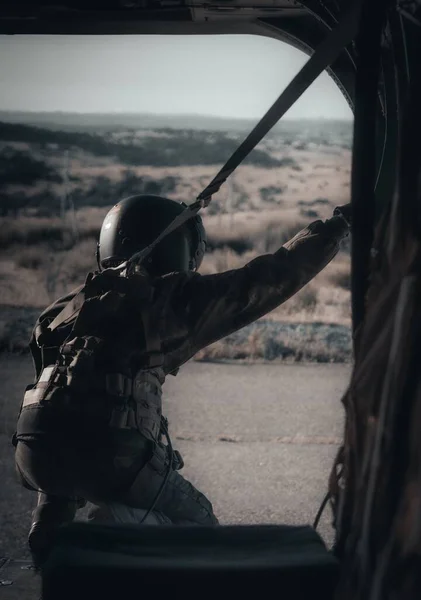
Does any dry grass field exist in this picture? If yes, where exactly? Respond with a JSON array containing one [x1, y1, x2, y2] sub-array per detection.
[[0, 120, 352, 359]]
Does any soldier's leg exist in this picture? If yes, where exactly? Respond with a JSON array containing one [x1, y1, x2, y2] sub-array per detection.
[[15, 440, 91, 566], [87, 502, 172, 525], [28, 493, 84, 566], [120, 446, 218, 525], [155, 468, 219, 525]]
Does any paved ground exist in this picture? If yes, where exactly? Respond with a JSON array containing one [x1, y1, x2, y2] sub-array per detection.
[[164, 360, 350, 543], [0, 355, 350, 597]]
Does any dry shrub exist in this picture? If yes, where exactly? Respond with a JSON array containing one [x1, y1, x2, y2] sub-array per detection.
[[194, 321, 351, 364], [213, 248, 249, 273], [206, 233, 253, 255], [61, 239, 98, 285], [76, 206, 111, 226], [273, 283, 319, 317], [205, 216, 256, 253], [269, 277, 351, 325], [194, 336, 264, 362], [330, 266, 351, 290], [263, 334, 350, 363], [317, 283, 350, 310], [300, 208, 320, 219], [15, 246, 49, 270], [200, 249, 257, 275], [246, 330, 265, 359], [0, 217, 70, 249], [78, 225, 101, 242], [253, 220, 308, 254], [0, 306, 40, 354], [205, 216, 308, 259], [294, 284, 319, 311], [194, 341, 232, 361], [0, 213, 102, 253], [3, 239, 98, 308]]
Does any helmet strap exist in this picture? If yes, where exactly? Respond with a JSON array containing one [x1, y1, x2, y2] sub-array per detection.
[[95, 243, 103, 272]]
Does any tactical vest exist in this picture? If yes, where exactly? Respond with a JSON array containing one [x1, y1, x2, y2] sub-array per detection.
[[16, 267, 168, 445]]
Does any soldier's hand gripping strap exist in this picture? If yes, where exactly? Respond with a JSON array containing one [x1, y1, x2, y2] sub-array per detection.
[[333, 204, 352, 229]]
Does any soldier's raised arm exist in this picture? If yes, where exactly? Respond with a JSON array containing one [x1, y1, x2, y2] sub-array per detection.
[[161, 205, 351, 372]]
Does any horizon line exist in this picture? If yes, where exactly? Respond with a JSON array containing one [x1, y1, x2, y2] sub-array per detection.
[[0, 109, 353, 122]]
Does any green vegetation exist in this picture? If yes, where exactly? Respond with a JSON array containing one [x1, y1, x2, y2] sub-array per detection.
[[0, 121, 291, 215], [330, 268, 351, 291], [0, 168, 179, 216], [0, 121, 283, 168], [70, 170, 179, 210], [0, 111, 354, 147], [259, 185, 286, 204], [0, 146, 62, 186]]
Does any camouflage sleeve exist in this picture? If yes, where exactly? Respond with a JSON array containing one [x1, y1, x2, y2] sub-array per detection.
[[161, 216, 349, 372]]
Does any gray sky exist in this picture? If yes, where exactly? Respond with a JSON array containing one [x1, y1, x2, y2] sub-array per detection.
[[0, 34, 352, 120]]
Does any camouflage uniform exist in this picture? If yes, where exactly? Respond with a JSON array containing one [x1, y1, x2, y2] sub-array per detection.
[[14, 214, 349, 562]]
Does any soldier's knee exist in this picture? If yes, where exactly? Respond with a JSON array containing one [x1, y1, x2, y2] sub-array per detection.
[[15, 442, 39, 491], [197, 497, 219, 525]]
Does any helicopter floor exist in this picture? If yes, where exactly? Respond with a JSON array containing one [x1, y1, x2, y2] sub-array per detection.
[[0, 558, 40, 600]]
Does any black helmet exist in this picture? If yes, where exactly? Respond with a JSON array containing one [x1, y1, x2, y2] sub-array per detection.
[[97, 195, 207, 275]]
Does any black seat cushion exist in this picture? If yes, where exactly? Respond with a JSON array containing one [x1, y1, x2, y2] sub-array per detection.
[[42, 522, 339, 600]]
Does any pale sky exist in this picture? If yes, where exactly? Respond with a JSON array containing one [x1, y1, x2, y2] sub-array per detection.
[[0, 34, 353, 120]]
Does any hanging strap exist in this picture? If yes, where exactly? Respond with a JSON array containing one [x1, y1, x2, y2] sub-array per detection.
[[123, 200, 206, 270], [197, 0, 362, 203], [119, 0, 362, 271]]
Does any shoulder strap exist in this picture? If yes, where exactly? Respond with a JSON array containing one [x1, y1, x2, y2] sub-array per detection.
[[46, 269, 140, 335], [126, 271, 164, 369], [47, 272, 96, 335], [43, 268, 163, 370]]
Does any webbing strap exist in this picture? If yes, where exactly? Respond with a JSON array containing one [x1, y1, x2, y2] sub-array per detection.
[[128, 275, 164, 367], [122, 199, 206, 270], [46, 270, 136, 335], [47, 287, 87, 334], [197, 0, 362, 203], [118, 0, 362, 271]]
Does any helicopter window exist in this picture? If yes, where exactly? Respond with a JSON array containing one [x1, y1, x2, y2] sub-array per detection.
[[0, 33, 352, 559]]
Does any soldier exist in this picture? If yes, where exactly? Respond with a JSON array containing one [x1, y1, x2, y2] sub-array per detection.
[[13, 194, 351, 566]]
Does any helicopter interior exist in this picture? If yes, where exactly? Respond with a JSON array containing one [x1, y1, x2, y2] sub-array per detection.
[[1, 1, 420, 599]]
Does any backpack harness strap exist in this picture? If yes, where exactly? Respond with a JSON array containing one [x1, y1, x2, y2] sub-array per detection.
[[21, 269, 164, 408]]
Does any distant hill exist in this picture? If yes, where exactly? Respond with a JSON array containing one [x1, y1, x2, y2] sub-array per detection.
[[0, 121, 283, 168], [0, 111, 259, 133], [0, 110, 353, 137]]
